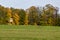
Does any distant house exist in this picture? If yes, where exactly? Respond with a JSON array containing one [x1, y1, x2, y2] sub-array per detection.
[[9, 17, 13, 24]]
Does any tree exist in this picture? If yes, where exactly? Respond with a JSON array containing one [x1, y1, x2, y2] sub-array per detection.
[[28, 6, 38, 25], [24, 9, 29, 25], [13, 12, 20, 25], [41, 4, 58, 26], [0, 5, 7, 24], [6, 8, 14, 25], [18, 9, 26, 25], [36, 7, 43, 25]]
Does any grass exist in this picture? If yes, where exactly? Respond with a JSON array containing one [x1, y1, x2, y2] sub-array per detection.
[[0, 25, 60, 40]]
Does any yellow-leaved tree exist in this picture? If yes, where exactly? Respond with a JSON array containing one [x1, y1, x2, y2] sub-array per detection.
[[6, 8, 15, 25], [13, 12, 20, 25], [24, 9, 29, 25]]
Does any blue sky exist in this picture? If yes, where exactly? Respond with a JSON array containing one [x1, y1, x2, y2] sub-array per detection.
[[0, 0, 60, 12]]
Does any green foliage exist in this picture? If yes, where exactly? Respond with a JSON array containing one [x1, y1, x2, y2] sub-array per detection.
[[18, 9, 26, 25], [28, 6, 38, 25]]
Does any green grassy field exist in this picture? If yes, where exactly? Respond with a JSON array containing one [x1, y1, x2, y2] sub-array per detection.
[[0, 25, 60, 40]]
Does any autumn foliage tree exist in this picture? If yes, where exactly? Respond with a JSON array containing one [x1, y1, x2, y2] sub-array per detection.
[[28, 6, 38, 25], [24, 9, 29, 25], [13, 12, 20, 25], [0, 4, 59, 26]]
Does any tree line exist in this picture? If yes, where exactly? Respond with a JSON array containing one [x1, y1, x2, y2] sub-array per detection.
[[0, 4, 60, 26]]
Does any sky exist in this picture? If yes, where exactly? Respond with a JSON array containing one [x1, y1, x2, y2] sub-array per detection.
[[0, 0, 60, 12]]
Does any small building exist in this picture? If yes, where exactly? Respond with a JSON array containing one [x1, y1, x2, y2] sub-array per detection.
[[9, 17, 13, 24]]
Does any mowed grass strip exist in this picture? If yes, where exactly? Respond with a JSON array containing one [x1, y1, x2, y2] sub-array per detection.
[[0, 25, 60, 40]]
